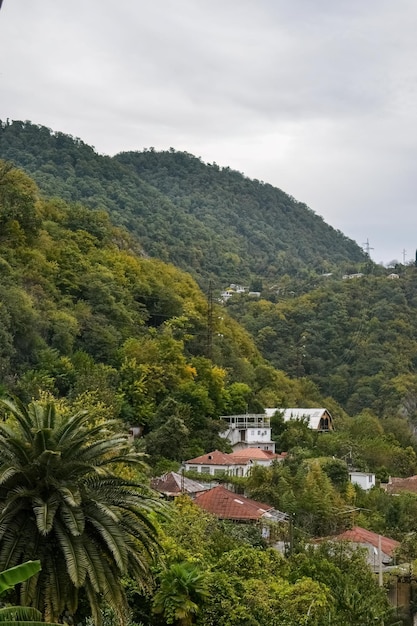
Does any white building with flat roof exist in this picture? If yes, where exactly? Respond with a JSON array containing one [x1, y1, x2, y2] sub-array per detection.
[[220, 414, 276, 453]]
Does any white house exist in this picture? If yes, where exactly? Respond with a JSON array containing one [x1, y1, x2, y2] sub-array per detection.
[[349, 471, 376, 491], [184, 448, 284, 477], [342, 273, 364, 280], [220, 414, 276, 452], [184, 450, 244, 477], [264, 408, 334, 432]]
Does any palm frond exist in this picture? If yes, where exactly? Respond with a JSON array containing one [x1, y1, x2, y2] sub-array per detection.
[[85, 508, 128, 572], [54, 521, 88, 587], [33, 494, 61, 535], [59, 503, 85, 536], [0, 398, 33, 442]]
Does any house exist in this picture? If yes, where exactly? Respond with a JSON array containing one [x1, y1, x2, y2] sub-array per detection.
[[317, 526, 399, 572], [128, 425, 143, 439], [349, 470, 376, 491], [220, 289, 234, 302], [264, 408, 334, 432], [151, 471, 209, 499], [229, 284, 246, 293], [184, 448, 283, 478], [220, 414, 276, 452], [342, 273, 364, 280], [381, 475, 417, 495], [184, 450, 244, 477], [387, 273, 400, 280], [230, 447, 286, 467], [194, 485, 289, 526]]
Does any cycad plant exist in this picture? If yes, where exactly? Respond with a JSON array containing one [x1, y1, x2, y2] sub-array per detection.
[[0, 397, 162, 625]]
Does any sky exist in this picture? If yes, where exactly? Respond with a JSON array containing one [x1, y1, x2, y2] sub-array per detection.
[[1, 1, 417, 265]]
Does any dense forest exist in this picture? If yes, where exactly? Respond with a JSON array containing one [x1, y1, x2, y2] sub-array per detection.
[[0, 120, 367, 287], [226, 269, 417, 416], [2, 123, 417, 624]]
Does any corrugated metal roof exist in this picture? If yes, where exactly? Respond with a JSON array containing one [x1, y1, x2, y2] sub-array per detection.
[[151, 472, 208, 496], [265, 408, 331, 430]]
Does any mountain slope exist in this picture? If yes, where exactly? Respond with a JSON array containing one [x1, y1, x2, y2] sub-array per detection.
[[226, 270, 417, 417], [0, 120, 367, 286]]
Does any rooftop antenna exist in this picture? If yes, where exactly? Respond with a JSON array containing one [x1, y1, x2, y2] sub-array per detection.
[[362, 238, 374, 258]]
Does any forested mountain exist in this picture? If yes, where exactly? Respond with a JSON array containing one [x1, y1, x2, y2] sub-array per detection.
[[0, 160, 330, 464], [0, 120, 367, 286], [4, 129, 417, 625], [226, 270, 417, 418]]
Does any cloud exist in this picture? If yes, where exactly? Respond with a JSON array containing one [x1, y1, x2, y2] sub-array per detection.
[[1, 0, 417, 262]]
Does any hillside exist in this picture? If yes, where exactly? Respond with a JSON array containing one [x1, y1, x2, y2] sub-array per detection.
[[0, 120, 367, 286], [0, 160, 331, 460], [226, 269, 417, 417]]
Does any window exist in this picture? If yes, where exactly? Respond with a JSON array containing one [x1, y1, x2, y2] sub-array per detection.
[[201, 466, 211, 474]]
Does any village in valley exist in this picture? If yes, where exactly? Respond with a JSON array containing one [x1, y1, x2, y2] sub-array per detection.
[[150, 408, 417, 621]]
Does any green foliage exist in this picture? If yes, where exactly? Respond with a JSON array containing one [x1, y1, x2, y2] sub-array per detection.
[[288, 542, 391, 625], [0, 397, 162, 625], [0, 159, 332, 465], [228, 271, 417, 417], [152, 562, 208, 626], [0, 562, 41, 596]]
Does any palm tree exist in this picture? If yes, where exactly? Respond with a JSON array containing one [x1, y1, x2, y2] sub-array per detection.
[[152, 562, 208, 626], [0, 397, 163, 625]]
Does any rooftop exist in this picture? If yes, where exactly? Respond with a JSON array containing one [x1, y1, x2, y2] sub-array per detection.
[[194, 485, 275, 521], [185, 450, 240, 466], [151, 471, 209, 497], [329, 526, 400, 557]]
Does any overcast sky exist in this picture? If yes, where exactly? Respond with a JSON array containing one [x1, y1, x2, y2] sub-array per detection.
[[1, 1, 417, 265]]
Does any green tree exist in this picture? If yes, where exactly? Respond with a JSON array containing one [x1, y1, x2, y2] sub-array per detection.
[[0, 397, 162, 625], [152, 562, 208, 626]]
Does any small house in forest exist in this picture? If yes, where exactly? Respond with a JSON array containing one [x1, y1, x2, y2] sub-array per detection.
[[316, 526, 399, 572], [184, 448, 284, 478], [151, 471, 209, 499], [264, 408, 334, 432], [220, 414, 276, 452]]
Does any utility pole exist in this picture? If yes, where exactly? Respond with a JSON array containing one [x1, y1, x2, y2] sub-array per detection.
[[403, 249, 407, 265], [378, 534, 383, 587], [206, 280, 213, 361]]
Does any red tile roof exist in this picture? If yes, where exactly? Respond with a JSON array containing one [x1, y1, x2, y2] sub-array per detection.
[[185, 450, 240, 465], [229, 448, 278, 461], [331, 526, 399, 557], [194, 485, 273, 521]]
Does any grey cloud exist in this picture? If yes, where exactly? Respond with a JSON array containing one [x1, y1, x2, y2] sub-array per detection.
[[2, 0, 417, 262]]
